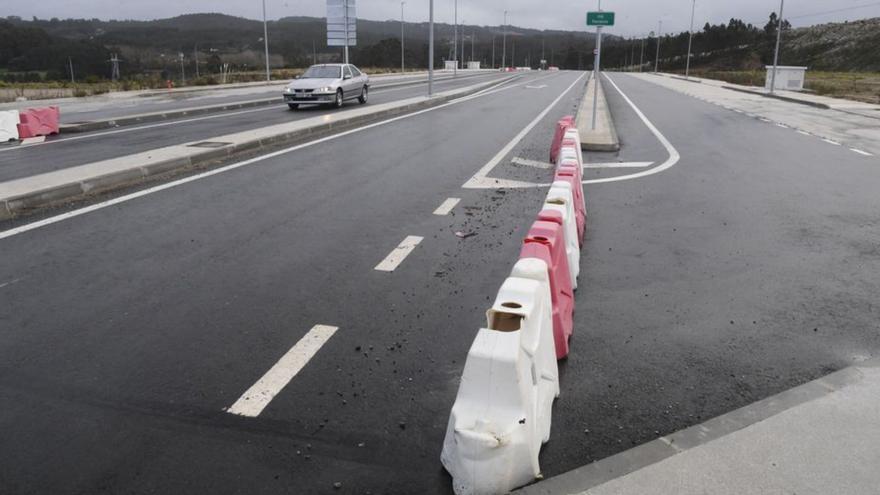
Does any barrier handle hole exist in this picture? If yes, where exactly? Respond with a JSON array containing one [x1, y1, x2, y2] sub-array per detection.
[[487, 310, 523, 332]]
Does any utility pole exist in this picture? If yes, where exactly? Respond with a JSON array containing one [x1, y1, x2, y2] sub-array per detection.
[[630, 40, 635, 72], [453, 0, 458, 76], [178, 52, 185, 85], [262, 0, 270, 80], [194, 44, 200, 78], [685, 0, 696, 79], [428, 0, 434, 95], [640, 35, 645, 71], [512, 39, 515, 67], [654, 20, 662, 73], [502, 10, 508, 69], [400, 1, 406, 73], [68, 57, 75, 83], [460, 19, 465, 67], [591, 0, 603, 130], [471, 28, 475, 65], [492, 35, 495, 69], [313, 40, 317, 64], [770, 0, 785, 94]]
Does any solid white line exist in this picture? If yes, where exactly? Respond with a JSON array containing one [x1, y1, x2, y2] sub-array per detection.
[[0, 278, 22, 289], [775, 123, 790, 128], [797, 130, 811, 136], [375, 235, 423, 271], [822, 138, 842, 146], [463, 72, 586, 188], [583, 161, 654, 168], [511, 156, 554, 169], [580, 74, 680, 185], [0, 76, 536, 241], [850, 148, 873, 156], [433, 197, 461, 215], [0, 76, 503, 152], [759, 117, 772, 123], [227, 324, 338, 417]]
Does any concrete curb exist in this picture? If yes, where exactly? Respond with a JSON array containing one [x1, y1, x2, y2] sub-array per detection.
[[722, 85, 831, 110], [515, 359, 880, 495], [575, 74, 620, 152], [58, 72, 495, 134], [0, 76, 514, 221], [669, 75, 702, 84]]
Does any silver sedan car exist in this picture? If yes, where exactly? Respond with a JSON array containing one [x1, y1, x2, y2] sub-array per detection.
[[283, 63, 370, 110]]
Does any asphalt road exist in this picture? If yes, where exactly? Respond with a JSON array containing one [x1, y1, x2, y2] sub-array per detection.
[[0, 71, 507, 182], [2, 69, 879, 495]]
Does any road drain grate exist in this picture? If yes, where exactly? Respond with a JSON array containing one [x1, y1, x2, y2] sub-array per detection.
[[188, 141, 232, 148]]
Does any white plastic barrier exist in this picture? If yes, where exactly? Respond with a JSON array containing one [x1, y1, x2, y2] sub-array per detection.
[[0, 110, 19, 142], [441, 258, 559, 495], [543, 181, 580, 289], [562, 128, 584, 165]]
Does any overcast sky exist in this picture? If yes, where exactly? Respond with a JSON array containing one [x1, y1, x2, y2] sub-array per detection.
[[7, 0, 880, 36]]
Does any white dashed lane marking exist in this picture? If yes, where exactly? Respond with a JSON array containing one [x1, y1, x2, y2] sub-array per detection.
[[227, 324, 339, 417], [374, 235, 423, 272], [433, 197, 461, 215]]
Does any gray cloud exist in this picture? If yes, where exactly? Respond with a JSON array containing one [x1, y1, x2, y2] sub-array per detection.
[[6, 0, 880, 36]]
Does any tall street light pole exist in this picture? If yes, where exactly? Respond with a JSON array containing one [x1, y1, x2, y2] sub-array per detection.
[[400, 1, 406, 73], [428, 0, 434, 95], [654, 20, 662, 73], [685, 0, 696, 79], [502, 10, 508, 69], [262, 0, 270, 81], [453, 0, 458, 77], [770, 0, 785, 94]]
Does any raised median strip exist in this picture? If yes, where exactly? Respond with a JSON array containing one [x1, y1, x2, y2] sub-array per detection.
[[575, 75, 620, 152], [58, 71, 495, 134], [0, 76, 513, 221]]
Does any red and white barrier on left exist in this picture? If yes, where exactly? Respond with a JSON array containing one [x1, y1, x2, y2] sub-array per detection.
[[0, 110, 19, 142], [17, 106, 60, 139]]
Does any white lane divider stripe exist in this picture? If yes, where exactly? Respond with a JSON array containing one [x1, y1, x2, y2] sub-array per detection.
[[375, 235, 423, 272], [433, 197, 461, 215], [583, 161, 654, 169], [797, 130, 811, 136], [851, 148, 873, 156], [227, 324, 338, 417], [511, 157, 554, 169], [775, 123, 789, 128], [822, 138, 842, 146]]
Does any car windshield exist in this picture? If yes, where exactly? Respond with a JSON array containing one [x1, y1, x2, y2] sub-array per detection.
[[301, 66, 341, 79]]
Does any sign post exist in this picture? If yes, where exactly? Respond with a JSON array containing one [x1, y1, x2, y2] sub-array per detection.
[[327, 0, 357, 64], [587, 7, 614, 130]]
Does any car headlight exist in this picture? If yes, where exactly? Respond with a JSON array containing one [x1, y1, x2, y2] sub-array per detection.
[[319, 86, 334, 92]]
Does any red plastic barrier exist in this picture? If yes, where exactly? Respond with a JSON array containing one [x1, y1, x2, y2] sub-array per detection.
[[17, 107, 60, 138], [549, 116, 575, 164], [520, 211, 574, 359], [554, 168, 586, 246]]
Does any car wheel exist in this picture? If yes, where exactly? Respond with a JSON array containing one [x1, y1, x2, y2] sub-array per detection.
[[358, 86, 368, 104], [335, 89, 344, 108], [288, 103, 298, 110]]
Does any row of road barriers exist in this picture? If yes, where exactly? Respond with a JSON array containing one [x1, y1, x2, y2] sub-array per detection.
[[441, 116, 587, 494], [0, 106, 60, 142]]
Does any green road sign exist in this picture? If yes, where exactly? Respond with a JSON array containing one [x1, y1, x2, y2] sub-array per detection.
[[586, 11, 615, 26]]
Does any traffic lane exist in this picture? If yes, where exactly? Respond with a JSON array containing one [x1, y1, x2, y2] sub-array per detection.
[[57, 72, 492, 123], [538, 72, 880, 477], [0, 72, 510, 182], [0, 72, 580, 493]]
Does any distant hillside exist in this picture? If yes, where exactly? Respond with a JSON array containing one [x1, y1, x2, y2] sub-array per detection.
[[597, 15, 880, 73], [1, 13, 599, 82]]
